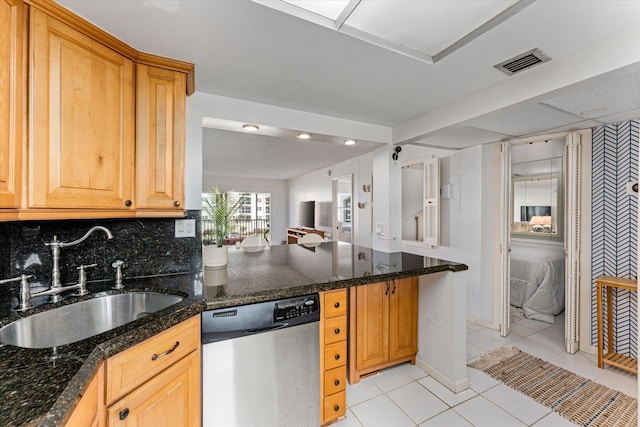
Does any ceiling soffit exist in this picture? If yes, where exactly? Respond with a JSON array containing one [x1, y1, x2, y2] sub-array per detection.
[[254, 0, 534, 64]]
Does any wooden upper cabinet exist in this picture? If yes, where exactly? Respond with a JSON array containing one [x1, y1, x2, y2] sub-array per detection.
[[135, 64, 185, 211], [28, 8, 135, 209], [0, 0, 25, 210]]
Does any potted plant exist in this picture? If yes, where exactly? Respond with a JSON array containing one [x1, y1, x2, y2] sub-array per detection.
[[202, 187, 243, 267]]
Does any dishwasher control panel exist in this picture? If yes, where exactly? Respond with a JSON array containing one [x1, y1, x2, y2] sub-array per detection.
[[274, 294, 319, 322]]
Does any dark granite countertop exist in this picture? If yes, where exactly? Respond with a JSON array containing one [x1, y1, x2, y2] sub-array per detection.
[[0, 274, 206, 427], [203, 241, 467, 308], [0, 242, 466, 426]]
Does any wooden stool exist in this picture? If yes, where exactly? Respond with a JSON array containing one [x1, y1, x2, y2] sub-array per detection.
[[595, 276, 637, 374]]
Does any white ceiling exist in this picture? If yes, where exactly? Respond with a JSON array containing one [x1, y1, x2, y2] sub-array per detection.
[[57, 0, 640, 179]]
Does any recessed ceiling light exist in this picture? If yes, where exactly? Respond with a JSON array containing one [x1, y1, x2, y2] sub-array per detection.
[[242, 124, 260, 131], [297, 133, 311, 140], [344, 139, 356, 145]]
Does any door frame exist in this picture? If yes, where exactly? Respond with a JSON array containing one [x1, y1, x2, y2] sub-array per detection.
[[499, 132, 581, 354], [332, 174, 353, 243]]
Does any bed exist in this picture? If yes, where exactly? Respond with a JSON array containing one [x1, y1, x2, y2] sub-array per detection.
[[510, 254, 565, 323]]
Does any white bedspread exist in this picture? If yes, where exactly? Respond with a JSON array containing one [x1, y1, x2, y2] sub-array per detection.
[[510, 255, 565, 323]]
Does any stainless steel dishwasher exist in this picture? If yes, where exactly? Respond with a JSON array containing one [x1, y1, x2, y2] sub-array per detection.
[[201, 294, 320, 427]]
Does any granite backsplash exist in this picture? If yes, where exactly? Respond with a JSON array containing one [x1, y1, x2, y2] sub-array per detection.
[[0, 211, 202, 298]]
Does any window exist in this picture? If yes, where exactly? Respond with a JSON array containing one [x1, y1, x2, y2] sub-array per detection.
[[201, 190, 272, 241]]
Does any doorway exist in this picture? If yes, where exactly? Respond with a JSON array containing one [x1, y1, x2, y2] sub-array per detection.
[[500, 134, 581, 354], [333, 175, 353, 243]]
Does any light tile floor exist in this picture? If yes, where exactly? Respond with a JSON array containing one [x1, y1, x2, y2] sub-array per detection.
[[335, 312, 638, 427]]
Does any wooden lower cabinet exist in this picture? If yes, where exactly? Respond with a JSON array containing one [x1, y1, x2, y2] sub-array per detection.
[[65, 364, 104, 427], [105, 316, 201, 427], [106, 351, 200, 426], [349, 277, 418, 384], [66, 316, 201, 427], [320, 289, 347, 425]]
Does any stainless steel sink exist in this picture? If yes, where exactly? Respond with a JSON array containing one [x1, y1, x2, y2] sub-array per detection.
[[0, 292, 183, 349]]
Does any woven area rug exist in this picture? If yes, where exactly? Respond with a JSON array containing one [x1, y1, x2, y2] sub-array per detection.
[[469, 347, 638, 427]]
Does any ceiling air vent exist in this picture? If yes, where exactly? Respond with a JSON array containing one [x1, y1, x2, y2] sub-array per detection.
[[494, 48, 551, 76]]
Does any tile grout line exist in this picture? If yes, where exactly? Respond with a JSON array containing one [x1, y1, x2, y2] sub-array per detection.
[[342, 312, 635, 427]]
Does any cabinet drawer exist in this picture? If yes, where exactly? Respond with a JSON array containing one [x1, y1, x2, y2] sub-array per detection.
[[324, 341, 347, 370], [324, 366, 346, 396], [106, 316, 200, 404], [324, 290, 347, 318], [323, 391, 346, 422], [324, 315, 347, 345]]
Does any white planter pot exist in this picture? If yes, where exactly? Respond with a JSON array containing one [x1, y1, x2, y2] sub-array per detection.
[[203, 245, 228, 267]]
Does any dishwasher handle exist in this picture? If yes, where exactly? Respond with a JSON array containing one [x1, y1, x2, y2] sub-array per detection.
[[244, 323, 288, 334]]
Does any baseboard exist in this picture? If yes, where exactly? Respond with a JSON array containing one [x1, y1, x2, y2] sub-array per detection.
[[466, 315, 496, 330], [415, 357, 470, 393]]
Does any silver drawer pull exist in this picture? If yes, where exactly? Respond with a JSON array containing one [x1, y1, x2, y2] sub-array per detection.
[[151, 341, 180, 361]]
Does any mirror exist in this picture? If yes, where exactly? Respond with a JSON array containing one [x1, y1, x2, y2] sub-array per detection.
[[511, 157, 563, 240], [401, 161, 424, 242]]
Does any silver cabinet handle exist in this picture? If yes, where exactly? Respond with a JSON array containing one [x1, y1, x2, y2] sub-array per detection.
[[151, 341, 180, 361]]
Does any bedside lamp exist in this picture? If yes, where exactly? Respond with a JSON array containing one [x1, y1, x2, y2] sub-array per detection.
[[530, 215, 552, 232]]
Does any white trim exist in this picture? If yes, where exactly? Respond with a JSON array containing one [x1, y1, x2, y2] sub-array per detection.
[[499, 142, 512, 336], [423, 155, 440, 247], [564, 133, 581, 354], [578, 129, 595, 354]]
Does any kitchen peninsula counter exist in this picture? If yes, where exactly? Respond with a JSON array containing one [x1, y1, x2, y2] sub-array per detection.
[[203, 241, 467, 308], [0, 242, 467, 426]]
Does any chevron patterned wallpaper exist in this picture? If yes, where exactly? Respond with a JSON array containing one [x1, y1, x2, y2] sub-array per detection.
[[591, 120, 638, 358]]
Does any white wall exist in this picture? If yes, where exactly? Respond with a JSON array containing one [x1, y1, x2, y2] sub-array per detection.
[[402, 144, 501, 327], [202, 175, 288, 245], [185, 91, 392, 210], [288, 153, 373, 247]]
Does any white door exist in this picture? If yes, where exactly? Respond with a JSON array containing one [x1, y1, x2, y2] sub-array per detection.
[[333, 175, 353, 243]]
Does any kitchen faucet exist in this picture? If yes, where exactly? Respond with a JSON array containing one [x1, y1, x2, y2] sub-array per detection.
[[41, 226, 114, 303]]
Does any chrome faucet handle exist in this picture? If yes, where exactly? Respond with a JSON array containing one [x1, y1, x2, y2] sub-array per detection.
[[0, 274, 32, 285], [0, 274, 34, 311], [74, 264, 97, 296], [44, 235, 61, 248], [112, 260, 125, 290]]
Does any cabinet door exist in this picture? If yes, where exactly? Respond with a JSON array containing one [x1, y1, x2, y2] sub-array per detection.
[[107, 350, 200, 427], [29, 8, 134, 209], [66, 364, 104, 427], [388, 277, 418, 361], [135, 64, 185, 211], [354, 281, 389, 370], [0, 0, 25, 209]]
